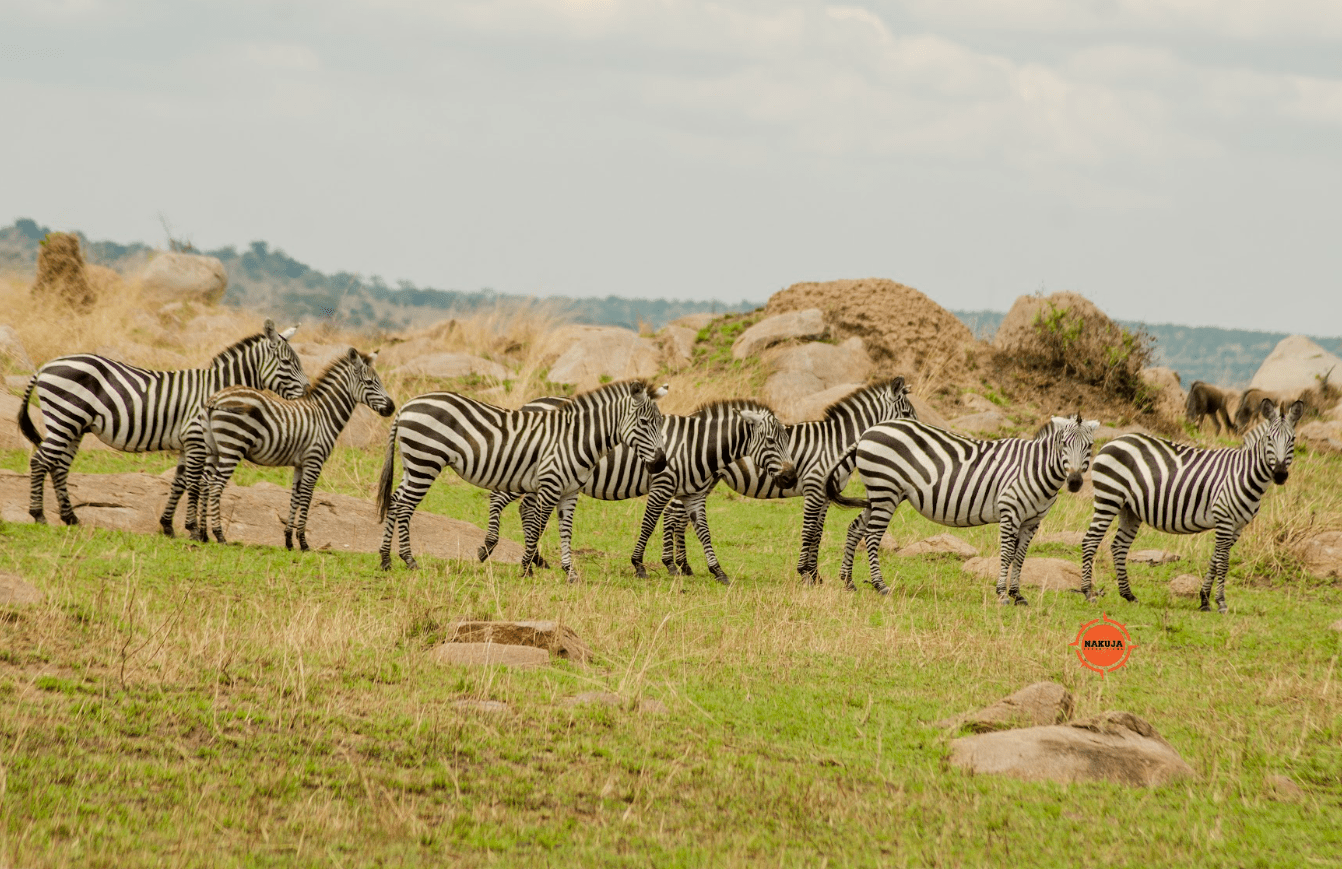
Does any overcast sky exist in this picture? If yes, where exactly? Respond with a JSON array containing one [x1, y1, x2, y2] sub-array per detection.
[[3, 0, 1340, 332]]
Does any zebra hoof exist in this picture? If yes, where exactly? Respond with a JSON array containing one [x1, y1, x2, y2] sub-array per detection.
[[160, 522, 175, 538], [1198, 604, 1212, 613], [710, 566, 730, 586], [298, 538, 309, 553], [1121, 593, 1139, 604], [678, 563, 694, 576], [997, 595, 1013, 606], [566, 571, 581, 584], [1013, 596, 1030, 607], [379, 554, 393, 571], [1217, 605, 1228, 615], [476, 545, 491, 562], [403, 557, 419, 570], [213, 530, 227, 544], [29, 511, 47, 525], [60, 512, 79, 526], [532, 556, 550, 570], [632, 563, 648, 579], [872, 583, 890, 596], [663, 562, 680, 577]]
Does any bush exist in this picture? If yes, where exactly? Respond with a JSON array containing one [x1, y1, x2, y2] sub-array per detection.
[[1025, 299, 1155, 404]]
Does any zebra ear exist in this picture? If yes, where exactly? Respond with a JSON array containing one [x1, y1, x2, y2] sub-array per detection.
[[738, 409, 765, 426], [367, 350, 379, 365], [279, 325, 299, 341], [1083, 419, 1101, 434], [1260, 397, 1276, 420], [1286, 399, 1305, 425], [890, 376, 905, 393], [346, 347, 361, 362], [651, 384, 669, 400], [264, 319, 278, 340]]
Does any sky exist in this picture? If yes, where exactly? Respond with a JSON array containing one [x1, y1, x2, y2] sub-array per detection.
[[2, 0, 1340, 332]]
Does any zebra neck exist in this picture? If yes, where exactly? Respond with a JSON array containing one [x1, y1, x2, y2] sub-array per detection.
[[307, 372, 359, 424], [207, 353, 258, 390], [1238, 443, 1277, 485]]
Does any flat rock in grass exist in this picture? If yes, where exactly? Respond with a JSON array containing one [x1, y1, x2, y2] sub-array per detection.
[[1266, 774, 1305, 801], [0, 573, 43, 606], [962, 556, 1082, 592], [639, 698, 669, 716], [563, 691, 622, 708], [1128, 549, 1181, 565], [1170, 574, 1202, 597], [938, 682, 1074, 733], [1035, 531, 1086, 547], [453, 699, 509, 714], [1329, 619, 1342, 634], [1296, 530, 1342, 580], [446, 620, 592, 663], [896, 533, 978, 558], [431, 642, 549, 669], [948, 710, 1195, 787], [0, 469, 523, 563]]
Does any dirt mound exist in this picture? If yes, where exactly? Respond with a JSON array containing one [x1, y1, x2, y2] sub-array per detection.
[[766, 278, 979, 391], [32, 232, 94, 309]]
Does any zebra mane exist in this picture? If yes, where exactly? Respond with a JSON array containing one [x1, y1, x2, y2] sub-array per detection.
[[1033, 414, 1079, 442], [822, 376, 906, 421], [310, 348, 368, 390], [691, 398, 776, 417], [210, 333, 270, 366], [567, 379, 653, 410]]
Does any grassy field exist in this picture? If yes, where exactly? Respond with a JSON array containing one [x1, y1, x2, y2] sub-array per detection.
[[1, 442, 1341, 868]]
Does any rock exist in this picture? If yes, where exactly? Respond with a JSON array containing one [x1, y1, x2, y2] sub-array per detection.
[[1297, 420, 1342, 452], [639, 698, 670, 715], [907, 394, 949, 430], [396, 352, 509, 381], [761, 338, 873, 416], [1128, 549, 1181, 565], [0, 325, 33, 372], [784, 382, 865, 424], [938, 682, 1074, 733], [430, 642, 550, 668], [1266, 774, 1305, 801], [960, 392, 999, 414], [1035, 531, 1086, 547], [948, 710, 1195, 787], [1141, 366, 1186, 425], [1296, 531, 1342, 580], [139, 252, 229, 304], [453, 699, 510, 713], [896, 533, 978, 558], [1250, 335, 1342, 395], [994, 292, 1109, 352], [538, 326, 661, 389], [445, 620, 592, 663], [563, 691, 622, 708], [950, 410, 1009, 435], [668, 313, 719, 332], [731, 308, 827, 359], [1330, 619, 1342, 633], [879, 532, 901, 552], [1169, 574, 1203, 597], [962, 556, 1082, 592], [0, 573, 43, 606], [659, 325, 697, 371], [0, 469, 524, 562]]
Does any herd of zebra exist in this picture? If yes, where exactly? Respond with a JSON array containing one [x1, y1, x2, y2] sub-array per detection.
[[12, 320, 1307, 613]]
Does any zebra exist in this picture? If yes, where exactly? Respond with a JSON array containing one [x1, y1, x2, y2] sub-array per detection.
[[1080, 398, 1304, 613], [376, 379, 669, 580], [479, 399, 799, 584], [659, 376, 917, 581], [827, 415, 1099, 601], [16, 320, 308, 529], [194, 348, 396, 550]]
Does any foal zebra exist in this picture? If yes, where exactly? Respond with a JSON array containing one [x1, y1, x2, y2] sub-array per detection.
[[17, 320, 307, 528], [376, 380, 669, 580], [195, 348, 396, 550], [1080, 398, 1304, 613], [480, 399, 798, 584], [829, 415, 1099, 601], [661, 376, 917, 581]]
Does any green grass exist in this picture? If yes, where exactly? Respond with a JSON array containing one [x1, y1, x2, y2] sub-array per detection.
[[1, 445, 1340, 867]]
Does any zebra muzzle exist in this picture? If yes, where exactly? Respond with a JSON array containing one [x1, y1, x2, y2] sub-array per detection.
[[1066, 472, 1083, 493], [1273, 468, 1289, 485], [775, 464, 799, 489], [647, 450, 668, 474]]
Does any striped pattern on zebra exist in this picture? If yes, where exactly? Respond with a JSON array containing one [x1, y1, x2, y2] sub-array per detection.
[[376, 379, 669, 580], [661, 376, 916, 581], [828, 414, 1099, 601], [480, 399, 798, 584], [194, 348, 396, 550], [16, 320, 307, 529], [1080, 398, 1304, 613]]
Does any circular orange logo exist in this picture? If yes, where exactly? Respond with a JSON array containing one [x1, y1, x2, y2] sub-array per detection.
[[1069, 613, 1136, 677]]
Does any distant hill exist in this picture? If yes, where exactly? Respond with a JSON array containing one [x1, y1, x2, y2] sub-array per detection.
[[952, 309, 1342, 389], [0, 219, 757, 331]]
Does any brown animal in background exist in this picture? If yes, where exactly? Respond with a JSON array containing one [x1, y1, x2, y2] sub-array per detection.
[[1185, 381, 1235, 434], [1233, 388, 1277, 432]]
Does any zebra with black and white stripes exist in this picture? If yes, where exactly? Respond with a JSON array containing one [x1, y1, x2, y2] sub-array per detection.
[[376, 379, 669, 580], [479, 399, 799, 583], [16, 320, 308, 529], [1080, 398, 1304, 613], [194, 348, 396, 550], [660, 376, 917, 581], [828, 415, 1099, 601]]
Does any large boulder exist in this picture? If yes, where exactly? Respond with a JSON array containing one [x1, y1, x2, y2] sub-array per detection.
[[658, 325, 698, 371], [1250, 336, 1342, 395], [0, 325, 33, 372], [761, 337, 872, 418], [938, 682, 1074, 733], [949, 409, 1009, 435], [1141, 366, 1186, 424], [139, 253, 229, 304], [537, 326, 661, 389], [1296, 531, 1342, 580], [1297, 420, 1342, 452], [669, 313, 719, 332], [731, 309, 827, 359], [948, 710, 1195, 787]]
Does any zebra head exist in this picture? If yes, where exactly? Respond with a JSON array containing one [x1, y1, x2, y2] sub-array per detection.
[[879, 375, 918, 421], [258, 319, 310, 399], [1254, 398, 1305, 484], [352, 349, 397, 417], [737, 407, 799, 489], [616, 381, 669, 474], [1047, 413, 1101, 493]]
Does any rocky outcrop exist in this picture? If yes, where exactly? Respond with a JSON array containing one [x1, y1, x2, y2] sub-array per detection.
[[949, 410, 1009, 435], [994, 292, 1110, 353], [1296, 531, 1342, 580], [1250, 336, 1342, 395], [948, 710, 1195, 787], [731, 309, 827, 359], [537, 326, 660, 389], [939, 682, 1075, 733], [139, 252, 229, 304], [659, 325, 698, 371], [761, 337, 872, 420], [1297, 420, 1342, 452]]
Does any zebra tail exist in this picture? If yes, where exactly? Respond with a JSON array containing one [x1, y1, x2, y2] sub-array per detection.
[[17, 374, 41, 447], [824, 443, 869, 509], [375, 419, 399, 522]]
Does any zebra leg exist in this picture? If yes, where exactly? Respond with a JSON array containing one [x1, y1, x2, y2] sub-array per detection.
[[1080, 499, 1120, 603], [797, 487, 830, 585], [1202, 524, 1242, 614], [555, 493, 581, 583], [682, 494, 730, 585], [1110, 507, 1142, 603], [518, 486, 560, 577], [519, 495, 551, 570], [207, 454, 243, 544], [838, 508, 870, 591], [661, 499, 686, 575], [159, 455, 189, 537], [480, 491, 521, 562], [287, 462, 321, 552], [48, 457, 79, 526], [995, 516, 1021, 604], [1006, 519, 1041, 605], [630, 485, 675, 579], [27, 446, 59, 524], [860, 501, 898, 595]]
